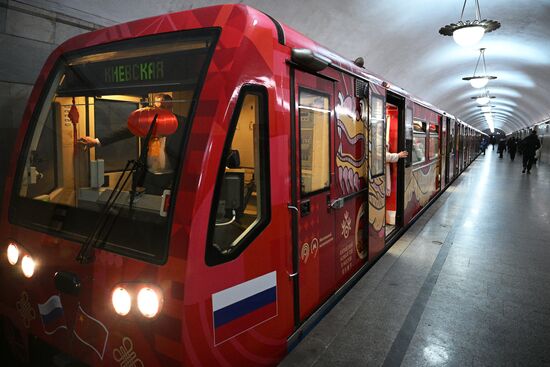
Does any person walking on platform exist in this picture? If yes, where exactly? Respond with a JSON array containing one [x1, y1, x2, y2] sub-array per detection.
[[480, 138, 488, 155], [497, 139, 506, 158], [507, 137, 517, 161], [521, 130, 541, 174], [490, 135, 496, 150]]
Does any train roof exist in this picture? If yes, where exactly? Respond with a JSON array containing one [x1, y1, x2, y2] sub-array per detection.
[[53, 4, 482, 133]]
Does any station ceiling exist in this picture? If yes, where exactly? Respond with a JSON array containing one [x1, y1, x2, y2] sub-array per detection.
[[46, 0, 550, 133]]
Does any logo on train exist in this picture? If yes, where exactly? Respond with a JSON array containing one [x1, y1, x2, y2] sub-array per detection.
[[113, 337, 144, 367], [16, 291, 35, 329], [341, 211, 352, 239]]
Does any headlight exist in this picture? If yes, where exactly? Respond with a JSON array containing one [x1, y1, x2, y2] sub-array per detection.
[[21, 255, 35, 278], [112, 287, 132, 316], [7, 243, 20, 265], [137, 287, 161, 318]]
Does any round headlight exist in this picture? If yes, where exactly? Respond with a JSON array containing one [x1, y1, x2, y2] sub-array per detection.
[[7, 243, 20, 265], [137, 287, 161, 318], [21, 255, 35, 278], [112, 287, 132, 316]]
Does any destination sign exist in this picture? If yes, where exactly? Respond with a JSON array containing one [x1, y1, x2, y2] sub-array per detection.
[[58, 50, 207, 95], [104, 61, 165, 84]]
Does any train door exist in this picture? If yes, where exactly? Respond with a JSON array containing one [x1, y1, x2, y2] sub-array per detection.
[[448, 118, 455, 180], [443, 116, 449, 185], [385, 92, 405, 237], [291, 69, 337, 321], [454, 121, 462, 176]]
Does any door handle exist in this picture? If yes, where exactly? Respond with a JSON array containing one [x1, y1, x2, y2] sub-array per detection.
[[287, 272, 299, 279], [287, 205, 299, 213], [329, 197, 344, 209]]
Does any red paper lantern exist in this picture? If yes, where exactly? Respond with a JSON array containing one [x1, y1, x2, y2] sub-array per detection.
[[127, 107, 178, 138]]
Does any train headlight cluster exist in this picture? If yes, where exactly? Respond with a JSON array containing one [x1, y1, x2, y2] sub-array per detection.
[[111, 284, 163, 318], [6, 241, 36, 278]]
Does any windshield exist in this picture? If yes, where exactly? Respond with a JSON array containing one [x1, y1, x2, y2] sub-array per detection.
[[10, 29, 218, 264]]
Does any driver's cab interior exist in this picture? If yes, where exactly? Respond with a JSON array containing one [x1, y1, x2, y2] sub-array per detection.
[[19, 91, 192, 218]]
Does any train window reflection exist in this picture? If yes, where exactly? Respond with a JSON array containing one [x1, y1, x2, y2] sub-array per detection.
[[412, 119, 426, 165], [429, 136, 439, 159], [299, 89, 330, 194], [429, 123, 439, 160]]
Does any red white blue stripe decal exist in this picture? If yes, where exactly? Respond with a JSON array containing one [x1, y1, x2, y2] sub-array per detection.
[[38, 295, 67, 335], [212, 271, 277, 345]]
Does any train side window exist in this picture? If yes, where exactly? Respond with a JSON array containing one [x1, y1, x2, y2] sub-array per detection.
[[299, 89, 330, 194], [207, 87, 270, 265], [429, 123, 439, 160], [405, 107, 413, 167], [412, 119, 426, 165], [370, 94, 385, 177]]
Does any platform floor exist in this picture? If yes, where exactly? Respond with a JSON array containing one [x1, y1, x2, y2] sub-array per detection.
[[280, 148, 550, 367]]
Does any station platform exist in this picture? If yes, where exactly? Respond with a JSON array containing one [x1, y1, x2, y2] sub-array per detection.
[[280, 148, 550, 367]]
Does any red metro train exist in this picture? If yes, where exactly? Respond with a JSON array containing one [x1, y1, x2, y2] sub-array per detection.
[[0, 4, 482, 366]]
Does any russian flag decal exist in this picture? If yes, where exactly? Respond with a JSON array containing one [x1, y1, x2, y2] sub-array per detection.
[[212, 271, 277, 345], [38, 295, 67, 335]]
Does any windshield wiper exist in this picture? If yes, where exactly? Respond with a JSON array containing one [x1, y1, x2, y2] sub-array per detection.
[[76, 114, 158, 264]]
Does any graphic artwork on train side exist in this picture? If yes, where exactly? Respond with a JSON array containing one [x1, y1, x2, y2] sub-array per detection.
[[355, 203, 368, 259], [73, 305, 109, 359], [335, 92, 367, 195]]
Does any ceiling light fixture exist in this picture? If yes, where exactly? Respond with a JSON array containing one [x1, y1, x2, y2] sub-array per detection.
[[484, 112, 495, 133], [479, 105, 493, 113], [463, 48, 497, 88], [471, 89, 495, 105], [439, 0, 500, 47]]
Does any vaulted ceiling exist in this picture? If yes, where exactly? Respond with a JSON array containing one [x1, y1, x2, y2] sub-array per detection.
[[43, 0, 550, 133]]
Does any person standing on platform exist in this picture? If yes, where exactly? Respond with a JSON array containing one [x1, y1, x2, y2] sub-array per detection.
[[480, 138, 488, 155], [497, 139, 506, 158], [521, 130, 541, 174], [490, 135, 496, 150], [507, 137, 517, 161]]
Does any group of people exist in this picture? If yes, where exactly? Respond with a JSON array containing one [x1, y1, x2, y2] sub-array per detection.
[[481, 130, 542, 174]]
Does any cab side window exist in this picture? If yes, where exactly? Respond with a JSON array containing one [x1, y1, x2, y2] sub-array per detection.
[[207, 87, 270, 265]]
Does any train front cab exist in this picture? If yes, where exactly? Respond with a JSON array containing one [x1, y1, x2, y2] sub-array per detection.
[[0, 7, 299, 366]]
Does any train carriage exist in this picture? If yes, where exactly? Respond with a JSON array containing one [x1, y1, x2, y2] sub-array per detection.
[[0, 4, 482, 366]]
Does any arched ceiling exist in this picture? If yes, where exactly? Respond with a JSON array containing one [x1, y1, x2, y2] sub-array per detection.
[[40, 0, 550, 133]]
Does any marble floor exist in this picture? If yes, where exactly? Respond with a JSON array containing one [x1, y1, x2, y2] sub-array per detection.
[[280, 148, 550, 367]]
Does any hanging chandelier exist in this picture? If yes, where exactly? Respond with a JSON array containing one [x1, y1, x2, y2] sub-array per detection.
[[462, 48, 497, 89], [439, 0, 500, 47], [478, 105, 493, 113], [471, 89, 495, 105]]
